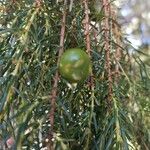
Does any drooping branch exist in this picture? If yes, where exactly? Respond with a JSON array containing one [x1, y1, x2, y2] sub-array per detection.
[[83, 0, 94, 89], [82, 0, 95, 149], [48, 0, 67, 149], [83, 0, 91, 55], [112, 10, 122, 83], [102, 0, 113, 103], [109, 6, 122, 84]]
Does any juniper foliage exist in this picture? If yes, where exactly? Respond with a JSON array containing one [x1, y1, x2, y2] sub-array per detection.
[[0, 0, 149, 149]]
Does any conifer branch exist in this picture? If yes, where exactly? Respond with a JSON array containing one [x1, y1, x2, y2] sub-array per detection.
[[48, 0, 67, 149], [102, 0, 113, 104], [83, 0, 91, 55], [112, 10, 122, 83], [83, 0, 94, 87], [83, 0, 95, 149]]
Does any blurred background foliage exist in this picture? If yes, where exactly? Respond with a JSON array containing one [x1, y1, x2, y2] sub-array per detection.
[[0, 0, 149, 149]]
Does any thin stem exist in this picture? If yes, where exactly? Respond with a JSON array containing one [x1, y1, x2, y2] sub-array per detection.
[[111, 9, 122, 84], [83, 1, 95, 149], [48, 0, 67, 149], [35, 0, 42, 7], [102, 0, 113, 104], [113, 98, 123, 144], [83, 0, 91, 55], [83, 0, 94, 87]]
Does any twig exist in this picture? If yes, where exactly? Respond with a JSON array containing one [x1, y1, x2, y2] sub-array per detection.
[[113, 11, 122, 83], [110, 8, 122, 84], [35, 0, 42, 7], [83, 0, 91, 55], [83, 1, 95, 149], [69, 0, 74, 12], [93, 28, 98, 46], [102, 0, 113, 104], [48, 0, 67, 149], [83, 0, 94, 88]]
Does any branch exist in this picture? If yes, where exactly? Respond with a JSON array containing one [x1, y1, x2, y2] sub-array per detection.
[[48, 0, 67, 149], [83, 0, 91, 55], [83, 0, 94, 87], [35, 0, 42, 7], [112, 10, 122, 84], [83, 1, 95, 149], [102, 0, 113, 104]]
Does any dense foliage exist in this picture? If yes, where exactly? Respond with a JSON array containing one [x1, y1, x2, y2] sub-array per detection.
[[0, 0, 149, 149]]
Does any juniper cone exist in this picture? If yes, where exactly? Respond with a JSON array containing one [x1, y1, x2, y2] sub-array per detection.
[[59, 48, 91, 83]]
